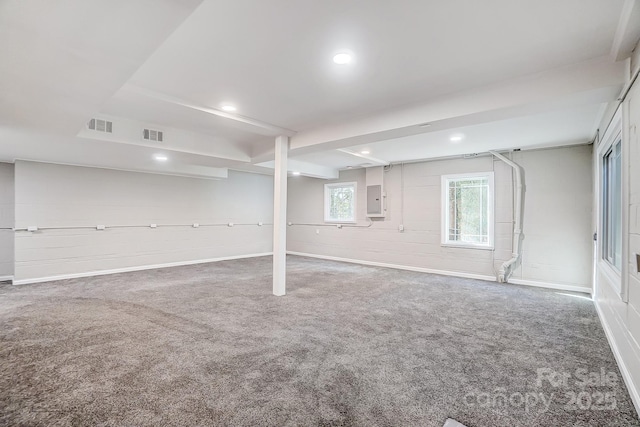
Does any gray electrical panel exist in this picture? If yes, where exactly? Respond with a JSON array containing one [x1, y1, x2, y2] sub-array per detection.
[[367, 185, 383, 217]]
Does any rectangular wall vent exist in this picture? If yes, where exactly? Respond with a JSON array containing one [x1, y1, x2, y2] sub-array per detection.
[[87, 118, 112, 133], [143, 128, 163, 142]]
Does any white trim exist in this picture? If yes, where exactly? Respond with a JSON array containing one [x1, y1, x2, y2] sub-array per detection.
[[287, 251, 590, 294], [507, 278, 591, 294], [287, 251, 589, 294], [0, 275, 14, 282], [594, 300, 640, 417], [596, 107, 626, 300], [287, 251, 495, 281], [441, 171, 494, 250], [12, 253, 272, 286], [599, 259, 624, 296]]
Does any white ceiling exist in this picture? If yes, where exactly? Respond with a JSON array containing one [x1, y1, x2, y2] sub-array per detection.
[[294, 103, 607, 170], [0, 0, 636, 179]]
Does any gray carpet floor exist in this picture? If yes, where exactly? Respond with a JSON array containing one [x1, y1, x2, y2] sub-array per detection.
[[1, 255, 638, 427]]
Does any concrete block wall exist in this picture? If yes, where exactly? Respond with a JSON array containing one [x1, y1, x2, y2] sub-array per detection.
[[12, 161, 273, 283], [595, 75, 640, 413], [0, 163, 14, 279], [288, 145, 593, 291]]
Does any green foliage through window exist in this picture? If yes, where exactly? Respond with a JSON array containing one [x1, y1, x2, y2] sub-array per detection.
[[445, 176, 490, 245], [325, 183, 355, 222]]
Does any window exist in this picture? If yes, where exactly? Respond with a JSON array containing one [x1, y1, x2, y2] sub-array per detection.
[[324, 182, 356, 223], [602, 139, 622, 271], [442, 172, 494, 248]]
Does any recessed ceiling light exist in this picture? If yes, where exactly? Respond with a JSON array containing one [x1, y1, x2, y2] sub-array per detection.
[[333, 53, 352, 65], [221, 105, 237, 112], [292, 171, 300, 176], [347, 166, 353, 169], [450, 134, 464, 143], [154, 154, 168, 162], [360, 150, 370, 155]]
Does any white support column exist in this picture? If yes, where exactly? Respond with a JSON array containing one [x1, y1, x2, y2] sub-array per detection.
[[272, 135, 288, 296]]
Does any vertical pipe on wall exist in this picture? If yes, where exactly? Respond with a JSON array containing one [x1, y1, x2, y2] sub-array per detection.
[[273, 136, 289, 296], [489, 150, 525, 283]]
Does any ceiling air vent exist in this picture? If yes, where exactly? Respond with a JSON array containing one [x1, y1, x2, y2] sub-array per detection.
[[143, 128, 163, 142], [87, 118, 112, 133]]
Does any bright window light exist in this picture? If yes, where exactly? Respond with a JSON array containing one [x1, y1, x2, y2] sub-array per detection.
[[441, 172, 494, 249], [324, 182, 356, 223]]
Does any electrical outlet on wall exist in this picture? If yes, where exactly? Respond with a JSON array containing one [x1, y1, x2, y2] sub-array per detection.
[[399, 224, 404, 232]]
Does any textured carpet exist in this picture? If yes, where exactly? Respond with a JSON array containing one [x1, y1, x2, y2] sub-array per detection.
[[0, 255, 638, 426]]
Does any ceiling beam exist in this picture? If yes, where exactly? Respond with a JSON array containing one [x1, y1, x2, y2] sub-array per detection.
[[611, 0, 640, 61], [125, 84, 297, 137], [287, 56, 625, 157], [336, 149, 389, 166], [254, 158, 338, 180]]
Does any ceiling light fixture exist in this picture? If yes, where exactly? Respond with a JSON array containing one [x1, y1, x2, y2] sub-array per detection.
[[221, 105, 237, 112], [419, 123, 432, 128], [333, 52, 352, 65], [449, 134, 464, 143], [360, 150, 370, 155], [292, 171, 300, 176], [154, 154, 168, 162]]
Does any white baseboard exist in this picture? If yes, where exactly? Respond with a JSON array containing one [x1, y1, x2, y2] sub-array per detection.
[[12, 252, 273, 286], [0, 275, 14, 282], [508, 278, 591, 294], [287, 251, 497, 281], [594, 300, 640, 417], [287, 251, 591, 294]]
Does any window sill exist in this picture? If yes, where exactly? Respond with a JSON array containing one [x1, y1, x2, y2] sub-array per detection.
[[441, 243, 495, 251], [598, 259, 622, 296]]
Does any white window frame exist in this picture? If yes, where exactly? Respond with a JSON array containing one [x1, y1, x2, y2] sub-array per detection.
[[596, 107, 627, 301], [324, 182, 357, 223], [441, 172, 494, 250]]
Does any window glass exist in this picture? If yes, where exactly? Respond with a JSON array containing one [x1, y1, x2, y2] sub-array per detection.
[[325, 183, 356, 222], [442, 174, 493, 248], [603, 140, 622, 270]]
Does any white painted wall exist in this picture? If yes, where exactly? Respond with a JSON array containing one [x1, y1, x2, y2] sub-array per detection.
[[509, 147, 594, 287], [0, 163, 14, 279], [13, 161, 273, 283], [594, 77, 640, 413], [288, 145, 593, 291]]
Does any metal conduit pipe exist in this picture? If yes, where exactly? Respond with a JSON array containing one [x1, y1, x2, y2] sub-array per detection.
[[489, 150, 525, 283]]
